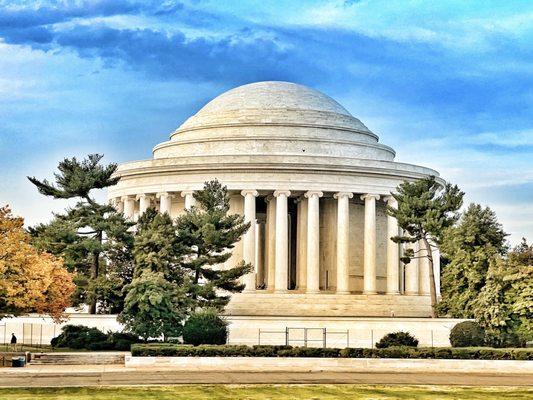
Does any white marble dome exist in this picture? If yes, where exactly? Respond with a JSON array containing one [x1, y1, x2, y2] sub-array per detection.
[[153, 81, 393, 161], [175, 81, 374, 138]]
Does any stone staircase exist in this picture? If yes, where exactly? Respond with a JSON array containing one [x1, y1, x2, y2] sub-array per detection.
[[30, 352, 126, 365]]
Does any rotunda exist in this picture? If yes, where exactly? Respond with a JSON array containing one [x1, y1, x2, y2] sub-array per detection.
[[110, 81, 455, 346]]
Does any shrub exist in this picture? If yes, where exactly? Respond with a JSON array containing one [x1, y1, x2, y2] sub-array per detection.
[[182, 309, 228, 346], [51, 325, 141, 351], [52, 325, 108, 349], [375, 332, 418, 348], [130, 343, 533, 360], [450, 321, 485, 347], [339, 347, 364, 358]]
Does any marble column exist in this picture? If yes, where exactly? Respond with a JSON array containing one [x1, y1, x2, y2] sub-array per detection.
[[305, 190, 323, 294], [385, 196, 400, 295], [404, 241, 419, 295], [334, 192, 353, 294], [114, 198, 124, 213], [181, 190, 196, 210], [122, 195, 136, 220], [296, 197, 308, 291], [157, 192, 172, 215], [137, 194, 151, 216], [361, 193, 380, 295], [418, 240, 431, 295], [273, 190, 290, 293], [265, 196, 276, 290], [241, 190, 258, 292], [256, 220, 266, 288], [433, 247, 441, 299]]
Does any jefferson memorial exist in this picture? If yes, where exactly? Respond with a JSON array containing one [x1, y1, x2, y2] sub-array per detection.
[[109, 81, 460, 347]]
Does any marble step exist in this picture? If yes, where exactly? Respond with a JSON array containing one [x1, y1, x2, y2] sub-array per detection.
[[30, 352, 126, 365]]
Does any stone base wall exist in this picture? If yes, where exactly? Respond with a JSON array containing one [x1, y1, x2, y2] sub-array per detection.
[[226, 315, 466, 348]]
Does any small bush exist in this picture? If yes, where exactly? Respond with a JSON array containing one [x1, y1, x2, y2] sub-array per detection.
[[51, 325, 141, 351], [450, 321, 485, 347], [52, 325, 108, 349], [182, 309, 228, 346], [375, 332, 418, 348]]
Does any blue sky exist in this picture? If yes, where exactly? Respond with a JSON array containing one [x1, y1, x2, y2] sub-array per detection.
[[0, 0, 531, 244]]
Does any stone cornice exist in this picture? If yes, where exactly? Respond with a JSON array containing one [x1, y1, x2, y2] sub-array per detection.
[[153, 135, 395, 158], [169, 121, 379, 142], [114, 157, 440, 181]]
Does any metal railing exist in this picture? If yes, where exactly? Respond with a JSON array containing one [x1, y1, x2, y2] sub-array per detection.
[[0, 323, 57, 351], [258, 327, 349, 348], [258, 327, 438, 348]]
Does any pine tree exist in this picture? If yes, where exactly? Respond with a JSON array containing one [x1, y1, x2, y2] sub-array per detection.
[[133, 208, 185, 282], [388, 176, 464, 317], [437, 203, 508, 318], [175, 180, 252, 310], [28, 154, 134, 313]]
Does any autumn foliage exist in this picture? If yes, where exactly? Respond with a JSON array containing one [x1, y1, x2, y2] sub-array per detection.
[[0, 206, 75, 321]]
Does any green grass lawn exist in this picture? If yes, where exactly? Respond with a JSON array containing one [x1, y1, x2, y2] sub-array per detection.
[[0, 385, 531, 399]]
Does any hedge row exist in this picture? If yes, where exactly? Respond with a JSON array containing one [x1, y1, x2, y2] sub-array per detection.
[[131, 344, 533, 360]]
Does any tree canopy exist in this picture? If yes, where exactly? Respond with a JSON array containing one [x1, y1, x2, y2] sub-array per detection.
[[438, 203, 508, 318], [176, 180, 252, 310], [388, 176, 464, 317], [0, 206, 75, 321], [28, 154, 133, 313], [118, 180, 252, 339]]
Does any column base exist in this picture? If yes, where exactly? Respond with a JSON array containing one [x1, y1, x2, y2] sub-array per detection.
[[405, 291, 418, 296], [363, 290, 377, 295], [336, 291, 351, 295], [305, 290, 320, 294], [274, 289, 289, 294], [386, 291, 400, 295], [242, 289, 256, 294]]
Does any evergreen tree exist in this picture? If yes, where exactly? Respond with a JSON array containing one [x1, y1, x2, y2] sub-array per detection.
[[175, 180, 252, 310], [437, 203, 508, 318], [28, 154, 134, 313], [133, 208, 185, 282], [388, 176, 464, 317], [118, 270, 189, 341]]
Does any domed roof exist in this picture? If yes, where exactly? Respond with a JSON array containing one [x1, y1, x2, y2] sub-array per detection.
[[199, 81, 351, 116], [173, 81, 374, 137]]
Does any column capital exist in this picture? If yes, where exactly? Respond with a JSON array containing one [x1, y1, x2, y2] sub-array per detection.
[[120, 195, 134, 201], [156, 192, 173, 199], [360, 193, 380, 201], [333, 192, 353, 200], [273, 190, 291, 198], [181, 190, 195, 198], [136, 193, 153, 201], [241, 189, 259, 197], [384, 195, 398, 205], [304, 190, 323, 199], [264, 195, 274, 203]]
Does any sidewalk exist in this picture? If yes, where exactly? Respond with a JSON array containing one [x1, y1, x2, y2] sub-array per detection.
[[1, 364, 532, 387]]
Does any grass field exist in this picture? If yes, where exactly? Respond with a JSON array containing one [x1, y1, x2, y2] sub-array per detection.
[[0, 385, 531, 399]]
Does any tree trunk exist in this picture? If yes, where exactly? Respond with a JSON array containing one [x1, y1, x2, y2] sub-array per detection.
[[89, 249, 99, 314], [423, 237, 438, 318]]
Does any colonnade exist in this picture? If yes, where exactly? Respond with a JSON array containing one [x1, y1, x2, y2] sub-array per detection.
[[112, 189, 438, 296]]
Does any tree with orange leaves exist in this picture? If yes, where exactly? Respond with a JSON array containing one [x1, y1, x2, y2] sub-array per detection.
[[0, 206, 75, 322]]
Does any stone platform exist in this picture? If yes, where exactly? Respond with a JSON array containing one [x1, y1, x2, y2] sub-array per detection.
[[226, 292, 433, 317]]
